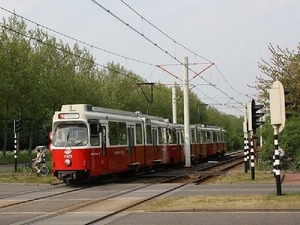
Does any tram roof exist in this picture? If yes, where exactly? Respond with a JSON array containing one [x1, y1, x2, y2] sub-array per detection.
[[59, 104, 166, 123]]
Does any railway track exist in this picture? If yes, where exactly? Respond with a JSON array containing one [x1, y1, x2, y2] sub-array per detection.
[[0, 180, 186, 224], [137, 151, 243, 184], [0, 152, 243, 224]]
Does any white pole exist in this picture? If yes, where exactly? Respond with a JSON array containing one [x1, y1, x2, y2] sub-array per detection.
[[183, 57, 191, 167], [172, 82, 177, 124], [260, 115, 264, 147]]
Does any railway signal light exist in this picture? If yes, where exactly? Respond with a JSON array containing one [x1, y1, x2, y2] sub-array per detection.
[[269, 80, 291, 132], [14, 119, 22, 133], [248, 99, 264, 135]]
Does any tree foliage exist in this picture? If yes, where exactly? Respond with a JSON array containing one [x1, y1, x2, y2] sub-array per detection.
[[0, 15, 243, 153], [255, 43, 300, 160], [255, 44, 300, 110]]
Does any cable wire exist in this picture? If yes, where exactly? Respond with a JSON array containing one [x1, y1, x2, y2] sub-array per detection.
[[91, 0, 244, 107], [120, 0, 213, 63], [0, 6, 154, 67], [0, 5, 243, 114]]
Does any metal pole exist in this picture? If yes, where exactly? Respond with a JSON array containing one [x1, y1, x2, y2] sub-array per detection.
[[273, 125, 282, 195], [250, 133, 255, 180], [172, 82, 177, 124], [247, 135, 250, 170], [244, 132, 248, 173], [243, 103, 248, 173], [183, 57, 191, 167], [14, 132, 17, 172]]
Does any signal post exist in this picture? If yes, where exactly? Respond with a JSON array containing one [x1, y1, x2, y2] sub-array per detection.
[[248, 99, 264, 180], [243, 103, 249, 173], [13, 119, 22, 172], [269, 80, 291, 196]]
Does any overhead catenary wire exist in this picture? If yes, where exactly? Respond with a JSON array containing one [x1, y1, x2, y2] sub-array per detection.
[[120, 0, 213, 64], [91, 0, 244, 108], [0, 6, 153, 67], [0, 5, 240, 113], [120, 0, 249, 98]]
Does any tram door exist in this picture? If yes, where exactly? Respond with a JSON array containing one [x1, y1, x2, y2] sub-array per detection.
[[127, 126, 135, 163], [152, 128, 158, 160], [101, 125, 107, 172]]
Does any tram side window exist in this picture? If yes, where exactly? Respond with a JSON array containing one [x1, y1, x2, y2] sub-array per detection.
[[200, 131, 207, 143], [146, 125, 152, 144], [161, 127, 167, 144], [119, 122, 127, 145], [181, 130, 184, 144], [191, 129, 195, 144], [158, 127, 163, 144], [220, 132, 224, 142], [196, 130, 201, 144], [90, 124, 100, 146], [213, 131, 218, 142], [171, 128, 177, 144], [108, 121, 118, 145], [167, 128, 172, 144], [136, 123, 143, 144], [108, 121, 127, 145], [207, 131, 212, 143], [102, 126, 106, 157], [218, 132, 221, 142]]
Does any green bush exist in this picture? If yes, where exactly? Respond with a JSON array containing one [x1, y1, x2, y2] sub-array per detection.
[[260, 114, 300, 161]]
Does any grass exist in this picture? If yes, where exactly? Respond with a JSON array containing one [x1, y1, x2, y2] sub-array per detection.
[[213, 170, 275, 184], [139, 166, 300, 211], [0, 150, 60, 184], [2, 153, 300, 210], [140, 193, 300, 211], [0, 171, 59, 184]]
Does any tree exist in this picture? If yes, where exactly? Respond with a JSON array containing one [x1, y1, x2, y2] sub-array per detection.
[[0, 14, 243, 153], [255, 43, 300, 110], [256, 43, 300, 160], [0, 15, 32, 153]]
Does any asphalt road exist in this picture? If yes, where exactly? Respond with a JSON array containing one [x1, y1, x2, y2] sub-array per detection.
[[98, 212, 300, 225], [0, 181, 300, 225], [1, 164, 300, 225], [0, 164, 15, 171]]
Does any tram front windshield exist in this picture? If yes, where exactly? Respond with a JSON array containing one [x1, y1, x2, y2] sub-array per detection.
[[53, 124, 88, 147]]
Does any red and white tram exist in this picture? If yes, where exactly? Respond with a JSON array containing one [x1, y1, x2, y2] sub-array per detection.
[[50, 104, 226, 185]]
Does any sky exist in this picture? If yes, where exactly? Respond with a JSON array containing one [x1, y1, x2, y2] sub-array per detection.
[[0, 0, 299, 117]]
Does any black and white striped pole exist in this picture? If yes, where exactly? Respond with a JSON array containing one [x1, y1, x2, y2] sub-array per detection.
[[13, 120, 18, 172], [14, 132, 17, 172], [243, 103, 249, 173], [250, 134, 255, 180], [243, 134, 249, 173], [13, 119, 22, 172], [248, 99, 265, 180], [273, 126, 282, 195], [269, 80, 291, 196]]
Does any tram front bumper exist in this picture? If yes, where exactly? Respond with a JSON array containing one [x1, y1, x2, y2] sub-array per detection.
[[57, 171, 77, 180]]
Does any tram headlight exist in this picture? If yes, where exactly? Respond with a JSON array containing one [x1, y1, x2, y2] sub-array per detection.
[[64, 159, 72, 166]]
